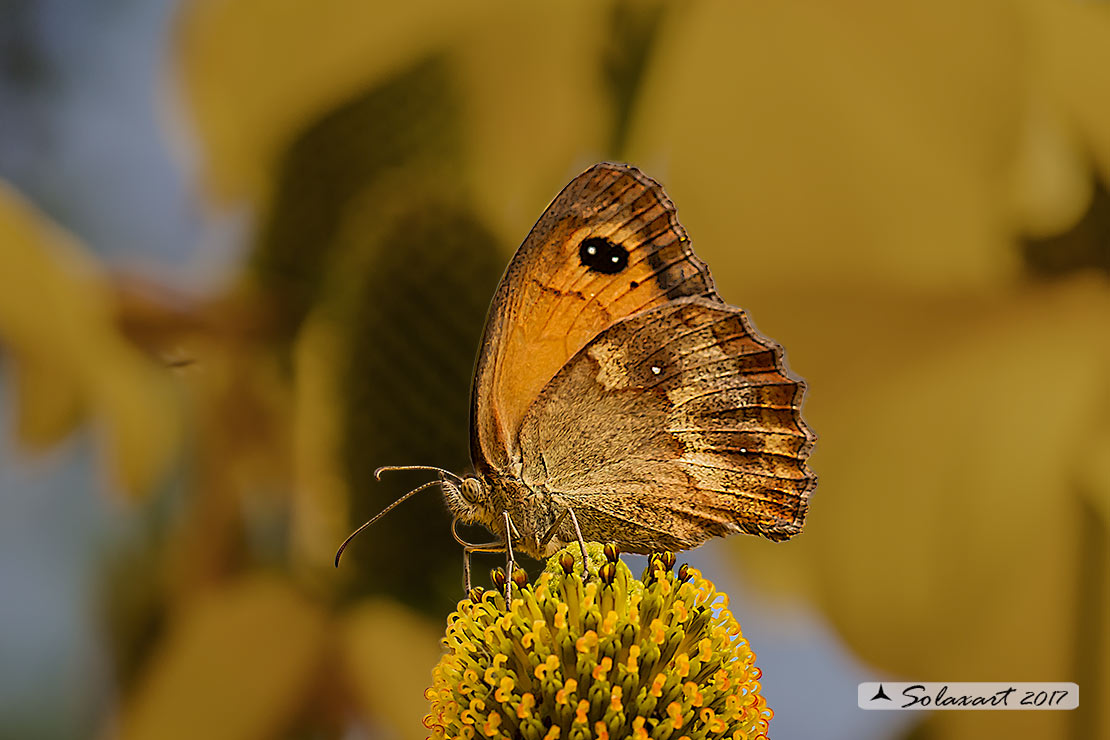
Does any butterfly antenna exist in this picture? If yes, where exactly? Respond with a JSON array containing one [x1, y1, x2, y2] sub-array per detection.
[[374, 465, 463, 483], [334, 479, 443, 567]]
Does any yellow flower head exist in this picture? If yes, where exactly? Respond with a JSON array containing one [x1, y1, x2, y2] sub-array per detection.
[[424, 543, 771, 740]]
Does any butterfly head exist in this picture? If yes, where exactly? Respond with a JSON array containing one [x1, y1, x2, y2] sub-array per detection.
[[440, 475, 493, 525]]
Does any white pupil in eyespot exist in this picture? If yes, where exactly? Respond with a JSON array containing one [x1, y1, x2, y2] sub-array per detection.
[[611, 255, 620, 263], [587, 245, 597, 255]]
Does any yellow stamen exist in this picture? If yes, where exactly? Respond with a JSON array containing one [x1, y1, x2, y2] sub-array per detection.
[[554, 602, 568, 629], [626, 644, 640, 671], [555, 678, 578, 704], [592, 656, 613, 681], [494, 677, 514, 702], [535, 655, 560, 680], [609, 686, 623, 713], [667, 701, 684, 728], [482, 711, 500, 737]]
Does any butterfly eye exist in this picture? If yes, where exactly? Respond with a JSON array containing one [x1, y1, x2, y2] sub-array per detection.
[[459, 478, 483, 503], [579, 236, 628, 274]]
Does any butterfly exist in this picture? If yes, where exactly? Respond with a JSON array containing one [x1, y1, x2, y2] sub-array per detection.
[[337, 163, 815, 590]]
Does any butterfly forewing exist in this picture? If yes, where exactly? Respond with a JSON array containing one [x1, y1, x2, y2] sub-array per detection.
[[472, 163, 718, 472], [467, 162, 814, 558]]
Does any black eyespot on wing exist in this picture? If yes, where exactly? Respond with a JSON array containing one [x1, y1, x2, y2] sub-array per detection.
[[579, 236, 628, 274]]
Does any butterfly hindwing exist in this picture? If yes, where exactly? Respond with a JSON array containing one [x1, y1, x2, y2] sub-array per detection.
[[516, 297, 815, 553], [471, 164, 718, 473]]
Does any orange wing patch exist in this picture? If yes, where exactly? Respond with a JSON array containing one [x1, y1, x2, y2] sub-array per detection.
[[472, 164, 718, 472]]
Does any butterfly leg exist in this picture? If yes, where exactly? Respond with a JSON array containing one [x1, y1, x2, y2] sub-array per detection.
[[538, 508, 569, 548], [502, 511, 519, 602], [452, 517, 505, 592], [463, 542, 507, 594], [538, 507, 590, 579], [566, 507, 589, 580]]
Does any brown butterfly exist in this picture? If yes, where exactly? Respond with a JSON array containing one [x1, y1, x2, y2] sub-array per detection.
[[337, 163, 815, 590]]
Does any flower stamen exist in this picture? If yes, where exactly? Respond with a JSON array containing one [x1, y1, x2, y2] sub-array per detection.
[[425, 543, 772, 739]]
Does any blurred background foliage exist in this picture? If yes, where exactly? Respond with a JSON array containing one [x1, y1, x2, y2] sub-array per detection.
[[0, 1, 1107, 739]]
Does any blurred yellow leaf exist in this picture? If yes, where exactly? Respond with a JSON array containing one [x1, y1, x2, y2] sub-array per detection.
[[454, 0, 611, 247], [0, 181, 181, 496], [1080, 417, 1110, 529], [176, 0, 613, 249], [290, 311, 350, 582], [1007, 0, 1110, 239], [340, 599, 443, 740], [731, 276, 1109, 737], [10, 350, 84, 449], [1007, 99, 1092, 239], [120, 576, 328, 740], [175, 0, 494, 208], [1023, 0, 1110, 180], [628, 0, 1033, 291]]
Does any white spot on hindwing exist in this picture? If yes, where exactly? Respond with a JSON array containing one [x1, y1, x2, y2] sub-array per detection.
[[651, 365, 662, 375]]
